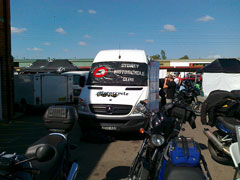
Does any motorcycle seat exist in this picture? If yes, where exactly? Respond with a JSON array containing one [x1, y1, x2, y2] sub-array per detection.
[[216, 116, 240, 134], [164, 164, 205, 180], [25, 134, 67, 180]]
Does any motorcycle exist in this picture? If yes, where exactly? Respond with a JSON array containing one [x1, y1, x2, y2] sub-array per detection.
[[203, 116, 240, 165], [0, 106, 79, 180], [229, 125, 240, 180], [174, 80, 202, 116], [128, 101, 207, 180], [201, 90, 240, 165]]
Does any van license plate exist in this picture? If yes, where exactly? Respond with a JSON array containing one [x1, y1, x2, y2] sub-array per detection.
[[101, 126, 117, 130]]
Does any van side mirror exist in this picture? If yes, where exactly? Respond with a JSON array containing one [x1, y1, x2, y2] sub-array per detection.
[[79, 76, 86, 88]]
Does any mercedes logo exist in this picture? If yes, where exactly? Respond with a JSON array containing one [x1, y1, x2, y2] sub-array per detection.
[[106, 105, 114, 114]]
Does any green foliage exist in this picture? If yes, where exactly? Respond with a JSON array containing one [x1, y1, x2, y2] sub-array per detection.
[[151, 54, 161, 59], [179, 55, 189, 59], [161, 50, 167, 59]]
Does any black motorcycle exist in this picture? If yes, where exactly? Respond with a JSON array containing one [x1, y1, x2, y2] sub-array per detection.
[[174, 80, 202, 116], [201, 90, 240, 165], [128, 101, 197, 180], [0, 106, 79, 180]]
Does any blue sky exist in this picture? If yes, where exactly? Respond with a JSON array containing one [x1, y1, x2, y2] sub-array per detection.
[[11, 0, 240, 59]]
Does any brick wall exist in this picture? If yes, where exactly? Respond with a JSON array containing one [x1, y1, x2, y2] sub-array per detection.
[[0, 0, 14, 121]]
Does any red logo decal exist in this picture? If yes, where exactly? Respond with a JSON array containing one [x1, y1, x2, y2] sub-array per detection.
[[94, 67, 108, 78]]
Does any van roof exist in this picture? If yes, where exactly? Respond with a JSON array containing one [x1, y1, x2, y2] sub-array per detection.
[[94, 49, 148, 63], [62, 71, 89, 75]]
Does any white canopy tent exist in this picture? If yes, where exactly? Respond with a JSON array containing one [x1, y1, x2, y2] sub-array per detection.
[[198, 58, 240, 97], [202, 73, 240, 96]]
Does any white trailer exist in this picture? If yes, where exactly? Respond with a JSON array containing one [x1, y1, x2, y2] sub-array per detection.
[[14, 74, 73, 108]]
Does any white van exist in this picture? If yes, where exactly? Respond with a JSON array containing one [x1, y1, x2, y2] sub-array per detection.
[[62, 71, 89, 103], [78, 50, 159, 132]]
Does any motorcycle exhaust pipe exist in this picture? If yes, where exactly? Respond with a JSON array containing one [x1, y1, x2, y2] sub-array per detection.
[[203, 128, 230, 156]]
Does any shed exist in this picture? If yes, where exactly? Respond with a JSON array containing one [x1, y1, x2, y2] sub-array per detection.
[[197, 58, 240, 96]]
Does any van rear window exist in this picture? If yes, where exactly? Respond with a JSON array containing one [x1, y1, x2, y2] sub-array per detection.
[[87, 62, 148, 86]]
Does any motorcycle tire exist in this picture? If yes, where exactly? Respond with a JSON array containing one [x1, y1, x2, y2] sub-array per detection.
[[207, 131, 233, 165], [192, 101, 202, 116], [133, 161, 149, 180]]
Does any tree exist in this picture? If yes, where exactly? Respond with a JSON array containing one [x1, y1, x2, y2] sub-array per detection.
[[179, 55, 189, 59], [151, 54, 161, 59], [161, 50, 167, 59]]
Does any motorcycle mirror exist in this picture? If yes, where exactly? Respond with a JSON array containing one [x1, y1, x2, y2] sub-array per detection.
[[79, 76, 86, 88], [35, 145, 55, 162]]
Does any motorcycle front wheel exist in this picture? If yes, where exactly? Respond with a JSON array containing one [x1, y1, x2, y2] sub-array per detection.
[[133, 161, 149, 180], [128, 151, 149, 180], [135, 161, 149, 180]]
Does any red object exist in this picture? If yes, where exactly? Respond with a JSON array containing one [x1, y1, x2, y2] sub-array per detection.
[[139, 128, 145, 134], [180, 75, 202, 82], [94, 67, 108, 78]]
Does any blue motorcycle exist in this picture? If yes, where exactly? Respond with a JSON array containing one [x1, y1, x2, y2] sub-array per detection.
[[0, 106, 79, 180]]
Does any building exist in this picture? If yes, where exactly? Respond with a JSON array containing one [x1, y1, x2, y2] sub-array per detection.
[[14, 58, 214, 72]]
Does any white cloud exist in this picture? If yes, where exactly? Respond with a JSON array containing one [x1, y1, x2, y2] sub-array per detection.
[[197, 15, 215, 22], [208, 54, 222, 59], [63, 49, 69, 52], [56, 27, 66, 34], [88, 9, 96, 14], [128, 32, 135, 36], [145, 39, 154, 43], [83, 34, 91, 38], [163, 24, 176, 32], [78, 41, 87, 46], [27, 47, 43, 51], [43, 42, 51, 46], [11, 27, 27, 34], [78, 9, 84, 13]]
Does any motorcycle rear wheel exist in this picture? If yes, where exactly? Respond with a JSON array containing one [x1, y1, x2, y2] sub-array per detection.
[[207, 131, 233, 165]]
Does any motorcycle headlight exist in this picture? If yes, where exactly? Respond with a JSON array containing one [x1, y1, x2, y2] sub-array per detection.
[[150, 134, 165, 147], [78, 98, 89, 112]]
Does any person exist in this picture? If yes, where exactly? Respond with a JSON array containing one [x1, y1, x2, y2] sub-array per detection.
[[174, 73, 181, 89], [159, 78, 166, 107], [163, 75, 176, 103]]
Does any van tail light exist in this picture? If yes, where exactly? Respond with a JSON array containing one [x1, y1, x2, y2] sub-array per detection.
[[36, 97, 40, 104]]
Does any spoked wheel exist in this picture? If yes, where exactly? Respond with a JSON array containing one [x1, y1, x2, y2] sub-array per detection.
[[192, 101, 202, 116], [208, 131, 233, 165]]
